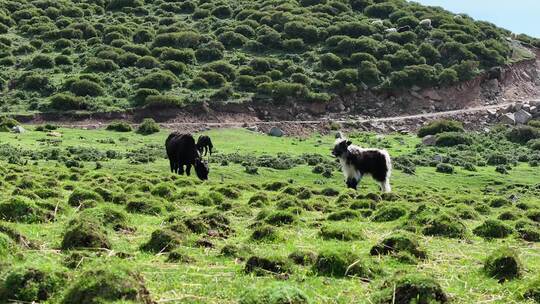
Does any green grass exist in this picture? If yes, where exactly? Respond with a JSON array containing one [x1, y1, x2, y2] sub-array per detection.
[[0, 126, 539, 303]]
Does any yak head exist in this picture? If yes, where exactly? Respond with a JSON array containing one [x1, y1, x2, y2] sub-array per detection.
[[194, 158, 209, 180], [332, 138, 352, 158]]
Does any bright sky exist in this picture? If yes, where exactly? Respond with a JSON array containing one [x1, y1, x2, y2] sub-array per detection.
[[410, 0, 540, 38]]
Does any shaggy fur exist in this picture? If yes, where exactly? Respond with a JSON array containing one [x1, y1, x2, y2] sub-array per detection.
[[196, 135, 214, 156], [165, 133, 209, 180], [332, 138, 392, 192]]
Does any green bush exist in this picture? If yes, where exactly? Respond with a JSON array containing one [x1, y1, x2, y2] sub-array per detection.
[[435, 132, 472, 147], [138, 71, 177, 90], [31, 54, 55, 69], [418, 120, 464, 137], [473, 219, 513, 239], [106, 121, 132, 132], [506, 126, 539, 144], [70, 80, 104, 97], [137, 118, 160, 135], [0, 268, 65, 303]]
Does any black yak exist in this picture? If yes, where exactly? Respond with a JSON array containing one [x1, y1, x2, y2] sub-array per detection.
[[196, 135, 213, 156], [165, 133, 209, 180], [332, 137, 392, 192]]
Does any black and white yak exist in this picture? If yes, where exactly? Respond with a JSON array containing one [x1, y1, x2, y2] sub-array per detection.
[[165, 133, 209, 180], [332, 137, 392, 193], [196, 135, 213, 156]]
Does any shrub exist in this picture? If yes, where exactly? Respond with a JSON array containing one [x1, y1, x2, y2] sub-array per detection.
[[418, 120, 464, 137], [31, 54, 55, 69], [70, 80, 104, 97], [144, 95, 184, 108], [319, 53, 342, 70], [523, 276, 540, 303], [137, 118, 160, 135], [327, 210, 361, 221], [62, 265, 153, 304], [48, 94, 87, 111], [138, 71, 177, 90], [106, 121, 132, 132], [85, 58, 118, 72], [126, 200, 162, 215], [436, 163, 454, 174], [506, 126, 539, 144], [473, 219, 513, 239], [484, 247, 522, 282], [435, 132, 472, 147], [421, 214, 467, 238]]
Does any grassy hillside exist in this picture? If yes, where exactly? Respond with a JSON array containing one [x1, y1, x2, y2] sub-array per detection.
[[0, 0, 534, 114], [0, 121, 539, 302]]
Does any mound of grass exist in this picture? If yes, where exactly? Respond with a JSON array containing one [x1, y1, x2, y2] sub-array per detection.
[[140, 228, 185, 253], [516, 221, 540, 242], [126, 199, 163, 215], [62, 265, 153, 304], [0, 233, 14, 256], [239, 283, 310, 304], [327, 210, 361, 221], [421, 214, 467, 238], [483, 247, 522, 282], [473, 219, 514, 239], [61, 219, 111, 250], [373, 273, 448, 304], [371, 205, 407, 222], [167, 249, 195, 263], [67, 189, 103, 207], [251, 225, 280, 242], [526, 209, 540, 222], [220, 244, 253, 259], [489, 197, 512, 208], [370, 231, 427, 259], [289, 250, 317, 266], [248, 192, 269, 207], [0, 196, 47, 223], [181, 211, 232, 235], [313, 248, 380, 278], [244, 255, 291, 276], [75, 206, 131, 231], [0, 267, 66, 303], [418, 120, 464, 137], [265, 211, 297, 226], [319, 224, 364, 241], [523, 275, 540, 302], [436, 163, 454, 174]]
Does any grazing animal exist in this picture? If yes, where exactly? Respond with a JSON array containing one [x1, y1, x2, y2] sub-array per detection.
[[332, 137, 392, 193], [397, 25, 411, 33], [196, 135, 214, 156], [165, 133, 209, 180]]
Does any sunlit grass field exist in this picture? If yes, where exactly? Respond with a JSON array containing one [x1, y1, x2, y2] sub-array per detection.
[[0, 126, 539, 303]]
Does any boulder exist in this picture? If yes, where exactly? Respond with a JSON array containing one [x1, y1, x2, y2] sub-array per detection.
[[499, 113, 515, 125], [422, 135, 437, 146], [47, 131, 62, 137], [246, 126, 259, 132], [530, 106, 538, 114], [11, 126, 25, 134], [514, 109, 532, 124], [433, 155, 443, 163], [268, 127, 284, 137]]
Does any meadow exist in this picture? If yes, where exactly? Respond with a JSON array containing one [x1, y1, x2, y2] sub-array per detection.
[[0, 121, 539, 303]]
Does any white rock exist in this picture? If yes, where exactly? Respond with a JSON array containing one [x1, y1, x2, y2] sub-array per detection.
[[499, 113, 515, 125], [422, 135, 436, 146], [11, 126, 25, 133], [514, 109, 532, 124], [530, 106, 538, 114]]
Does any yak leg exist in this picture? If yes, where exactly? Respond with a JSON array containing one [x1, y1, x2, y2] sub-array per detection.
[[169, 160, 175, 173], [346, 177, 358, 190], [209, 146, 213, 155], [185, 164, 192, 176], [178, 164, 184, 175]]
